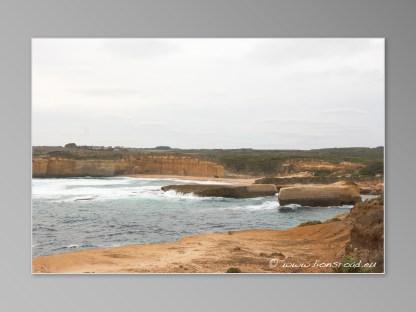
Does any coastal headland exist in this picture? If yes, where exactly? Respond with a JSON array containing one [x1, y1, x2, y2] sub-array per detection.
[[32, 145, 384, 195], [32, 144, 384, 273]]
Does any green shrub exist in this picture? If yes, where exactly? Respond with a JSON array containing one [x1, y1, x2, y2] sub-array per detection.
[[64, 143, 77, 148], [226, 267, 241, 273], [359, 161, 384, 176], [333, 256, 360, 273], [313, 169, 332, 177], [298, 220, 322, 227]]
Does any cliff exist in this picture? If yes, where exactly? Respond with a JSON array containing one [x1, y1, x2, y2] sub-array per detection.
[[32, 155, 225, 178]]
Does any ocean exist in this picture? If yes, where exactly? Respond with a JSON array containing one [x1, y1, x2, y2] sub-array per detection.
[[32, 177, 352, 257]]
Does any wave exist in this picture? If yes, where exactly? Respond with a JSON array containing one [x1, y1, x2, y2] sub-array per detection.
[[161, 190, 216, 200], [278, 203, 353, 211], [278, 204, 302, 212], [51, 243, 95, 252], [32, 178, 231, 202], [227, 200, 278, 211], [32, 177, 133, 199], [65, 244, 79, 249]]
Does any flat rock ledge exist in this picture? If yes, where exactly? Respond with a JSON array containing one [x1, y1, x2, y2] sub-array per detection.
[[161, 184, 277, 198], [278, 182, 361, 207]]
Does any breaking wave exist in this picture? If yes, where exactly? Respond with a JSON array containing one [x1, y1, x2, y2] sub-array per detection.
[[32, 177, 230, 202], [227, 200, 278, 211]]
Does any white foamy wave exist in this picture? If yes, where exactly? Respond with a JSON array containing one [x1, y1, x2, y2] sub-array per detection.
[[32, 178, 227, 202], [34, 177, 133, 188], [277, 203, 352, 211], [227, 200, 278, 211], [278, 204, 302, 211], [32, 178, 134, 198], [160, 190, 225, 201], [33, 185, 141, 201], [66, 244, 79, 249], [330, 204, 353, 209]]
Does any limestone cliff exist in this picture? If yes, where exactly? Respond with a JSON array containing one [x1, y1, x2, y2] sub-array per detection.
[[32, 155, 224, 178]]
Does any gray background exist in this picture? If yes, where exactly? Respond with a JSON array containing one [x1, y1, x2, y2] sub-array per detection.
[[0, 0, 415, 311]]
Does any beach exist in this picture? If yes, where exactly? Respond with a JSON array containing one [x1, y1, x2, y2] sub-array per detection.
[[127, 174, 257, 185]]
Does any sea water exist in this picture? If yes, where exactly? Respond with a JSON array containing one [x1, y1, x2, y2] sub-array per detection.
[[32, 177, 352, 256]]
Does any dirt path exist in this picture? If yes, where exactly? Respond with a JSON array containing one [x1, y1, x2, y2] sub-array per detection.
[[33, 219, 351, 274]]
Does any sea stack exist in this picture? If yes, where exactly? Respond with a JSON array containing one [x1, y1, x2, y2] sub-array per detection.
[[278, 181, 361, 207]]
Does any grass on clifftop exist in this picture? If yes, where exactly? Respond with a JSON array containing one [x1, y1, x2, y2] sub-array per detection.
[[33, 146, 384, 177]]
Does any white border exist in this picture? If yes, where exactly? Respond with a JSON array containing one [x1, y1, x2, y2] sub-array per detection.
[[31, 38, 386, 275]]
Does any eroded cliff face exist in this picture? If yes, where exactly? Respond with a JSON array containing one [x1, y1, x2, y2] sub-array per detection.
[[32, 155, 224, 178]]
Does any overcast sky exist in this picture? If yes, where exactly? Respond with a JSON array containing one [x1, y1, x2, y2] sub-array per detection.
[[32, 38, 384, 149]]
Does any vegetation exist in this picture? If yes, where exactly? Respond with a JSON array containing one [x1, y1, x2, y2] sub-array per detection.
[[359, 160, 384, 176], [208, 154, 282, 175], [313, 169, 332, 177], [64, 143, 77, 148], [298, 220, 322, 227], [198, 147, 384, 176], [323, 216, 343, 223], [334, 197, 384, 273], [333, 256, 363, 273], [226, 267, 242, 273], [33, 145, 384, 176], [154, 146, 172, 150]]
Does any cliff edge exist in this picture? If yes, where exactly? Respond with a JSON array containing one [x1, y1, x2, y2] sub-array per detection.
[[33, 155, 225, 178]]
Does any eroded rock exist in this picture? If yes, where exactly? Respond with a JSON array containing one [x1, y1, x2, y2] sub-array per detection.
[[278, 182, 361, 206], [161, 184, 277, 198]]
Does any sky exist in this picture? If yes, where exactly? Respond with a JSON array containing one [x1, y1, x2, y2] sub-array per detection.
[[32, 38, 384, 149]]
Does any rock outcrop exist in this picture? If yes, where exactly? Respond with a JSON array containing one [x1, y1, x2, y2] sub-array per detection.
[[32, 155, 224, 178], [278, 182, 361, 206], [161, 184, 277, 198], [343, 197, 384, 273]]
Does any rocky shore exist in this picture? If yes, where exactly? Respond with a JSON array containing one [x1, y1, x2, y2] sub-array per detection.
[[161, 180, 362, 206], [32, 197, 383, 274]]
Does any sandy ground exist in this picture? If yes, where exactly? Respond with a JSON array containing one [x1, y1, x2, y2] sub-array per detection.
[[32, 217, 351, 274], [127, 174, 257, 185]]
